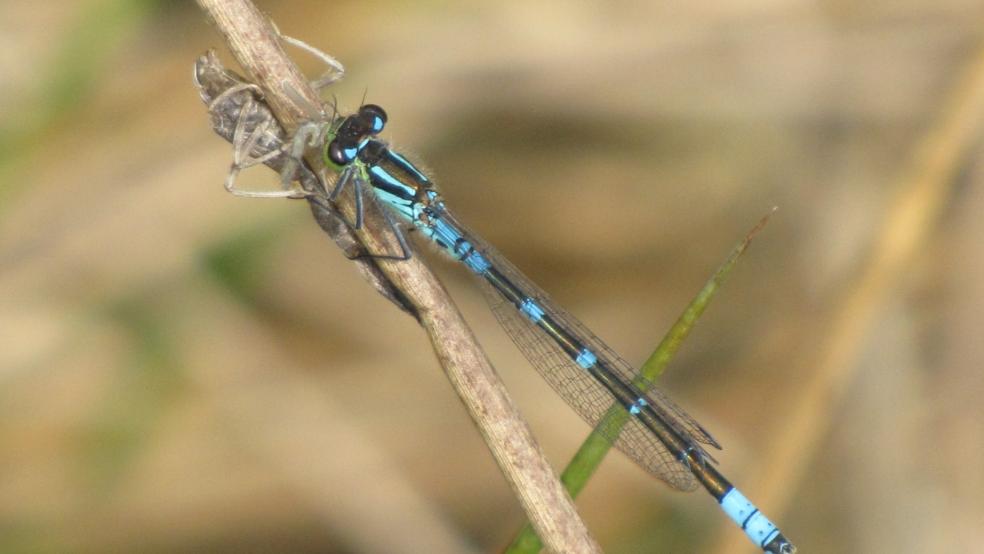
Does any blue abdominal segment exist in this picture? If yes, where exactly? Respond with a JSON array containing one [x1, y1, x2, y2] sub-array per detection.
[[720, 488, 781, 548]]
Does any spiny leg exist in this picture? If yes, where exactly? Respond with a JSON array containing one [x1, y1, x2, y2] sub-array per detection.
[[280, 34, 346, 92], [317, 166, 413, 261], [210, 28, 345, 200], [269, 21, 345, 93], [275, 120, 328, 196], [334, 206, 414, 262], [207, 82, 262, 115], [363, 198, 413, 261], [222, 94, 308, 199], [324, 166, 363, 230], [212, 33, 409, 261]]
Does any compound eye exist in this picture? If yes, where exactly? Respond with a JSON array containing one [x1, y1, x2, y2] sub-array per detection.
[[360, 104, 387, 134], [327, 140, 357, 165]]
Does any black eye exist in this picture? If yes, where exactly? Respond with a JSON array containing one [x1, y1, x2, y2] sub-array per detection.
[[360, 104, 387, 134], [328, 140, 357, 165]]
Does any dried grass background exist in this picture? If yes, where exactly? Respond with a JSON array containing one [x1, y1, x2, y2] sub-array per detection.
[[2, 1, 984, 553]]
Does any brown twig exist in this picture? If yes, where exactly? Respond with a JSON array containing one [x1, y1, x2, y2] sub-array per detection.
[[194, 1, 601, 552]]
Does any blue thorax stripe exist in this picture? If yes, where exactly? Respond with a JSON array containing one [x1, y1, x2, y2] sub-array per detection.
[[369, 166, 416, 201], [386, 150, 431, 184]]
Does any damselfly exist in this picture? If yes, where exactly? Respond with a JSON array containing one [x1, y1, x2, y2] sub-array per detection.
[[203, 51, 795, 553], [318, 105, 795, 554]]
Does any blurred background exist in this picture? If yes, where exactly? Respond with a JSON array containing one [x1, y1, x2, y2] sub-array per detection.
[[2, 1, 983, 552]]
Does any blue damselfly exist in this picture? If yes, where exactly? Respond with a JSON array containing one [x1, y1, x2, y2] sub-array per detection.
[[316, 104, 794, 554], [202, 51, 795, 552]]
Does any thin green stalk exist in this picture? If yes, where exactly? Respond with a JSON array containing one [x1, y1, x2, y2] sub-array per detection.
[[506, 210, 775, 553]]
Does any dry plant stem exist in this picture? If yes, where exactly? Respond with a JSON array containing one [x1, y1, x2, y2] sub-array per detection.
[[710, 43, 984, 554], [195, 1, 601, 552]]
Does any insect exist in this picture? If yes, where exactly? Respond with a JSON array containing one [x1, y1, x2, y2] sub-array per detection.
[[197, 40, 795, 554]]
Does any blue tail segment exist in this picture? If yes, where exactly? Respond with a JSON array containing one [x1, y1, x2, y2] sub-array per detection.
[[720, 488, 779, 546], [720, 488, 795, 553]]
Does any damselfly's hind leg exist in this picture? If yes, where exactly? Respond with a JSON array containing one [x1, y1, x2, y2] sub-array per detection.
[[319, 166, 413, 262], [365, 202, 414, 261], [320, 165, 364, 232]]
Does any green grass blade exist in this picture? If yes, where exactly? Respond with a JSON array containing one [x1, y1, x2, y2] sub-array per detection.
[[505, 210, 775, 553]]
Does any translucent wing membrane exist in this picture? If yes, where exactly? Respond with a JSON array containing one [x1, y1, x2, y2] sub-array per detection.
[[437, 211, 719, 491], [481, 277, 697, 491]]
